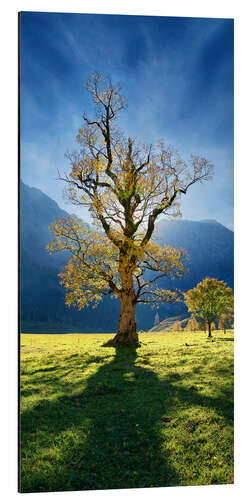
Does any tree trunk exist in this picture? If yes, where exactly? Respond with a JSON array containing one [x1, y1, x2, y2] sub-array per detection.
[[208, 322, 212, 338], [103, 267, 139, 346], [111, 292, 138, 345]]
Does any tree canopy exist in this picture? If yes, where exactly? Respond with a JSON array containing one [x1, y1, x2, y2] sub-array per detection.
[[48, 72, 214, 345], [62, 73, 213, 247]]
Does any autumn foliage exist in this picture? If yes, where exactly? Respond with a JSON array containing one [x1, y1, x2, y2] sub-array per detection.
[[184, 278, 233, 338], [48, 72, 213, 345]]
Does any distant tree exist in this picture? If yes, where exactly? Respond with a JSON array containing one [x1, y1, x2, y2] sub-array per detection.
[[172, 321, 183, 332], [184, 278, 233, 338], [218, 307, 234, 334], [48, 72, 213, 346], [186, 317, 199, 332], [211, 321, 216, 332]]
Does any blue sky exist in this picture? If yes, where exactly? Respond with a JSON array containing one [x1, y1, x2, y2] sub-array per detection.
[[20, 12, 234, 229]]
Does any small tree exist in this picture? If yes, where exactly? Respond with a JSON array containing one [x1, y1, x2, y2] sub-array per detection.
[[172, 321, 183, 332], [186, 317, 199, 332], [211, 321, 216, 332], [218, 307, 234, 334], [48, 72, 213, 346], [184, 278, 233, 338]]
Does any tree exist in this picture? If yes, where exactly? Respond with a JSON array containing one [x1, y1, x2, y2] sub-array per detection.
[[211, 321, 217, 332], [48, 72, 213, 346], [172, 321, 183, 332], [48, 218, 186, 342], [184, 278, 234, 338], [186, 317, 199, 332], [218, 307, 234, 334]]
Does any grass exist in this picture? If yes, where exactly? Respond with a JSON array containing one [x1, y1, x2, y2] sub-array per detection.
[[20, 329, 234, 492]]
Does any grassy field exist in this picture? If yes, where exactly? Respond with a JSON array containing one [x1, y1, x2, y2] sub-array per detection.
[[20, 330, 234, 493]]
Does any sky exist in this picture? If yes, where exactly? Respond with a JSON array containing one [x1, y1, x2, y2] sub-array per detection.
[[20, 12, 234, 229]]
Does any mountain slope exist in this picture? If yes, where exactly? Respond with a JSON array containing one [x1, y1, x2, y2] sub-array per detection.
[[142, 218, 234, 323], [149, 315, 189, 333], [155, 218, 233, 288], [140, 219, 234, 320], [20, 182, 120, 333]]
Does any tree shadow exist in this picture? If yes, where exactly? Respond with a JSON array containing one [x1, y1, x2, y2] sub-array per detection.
[[62, 345, 181, 490], [20, 344, 233, 492]]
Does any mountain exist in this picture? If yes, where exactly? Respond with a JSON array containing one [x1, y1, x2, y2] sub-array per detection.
[[20, 182, 234, 333], [143, 218, 234, 323], [20, 182, 120, 333], [155, 218, 233, 289]]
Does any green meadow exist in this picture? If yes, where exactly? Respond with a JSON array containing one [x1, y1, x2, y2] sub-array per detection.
[[20, 330, 234, 493]]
